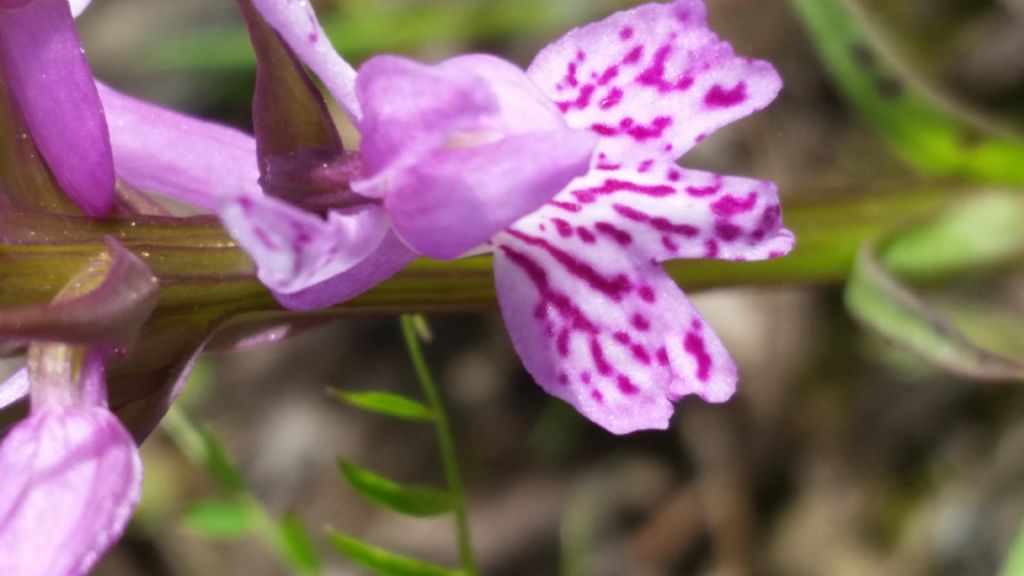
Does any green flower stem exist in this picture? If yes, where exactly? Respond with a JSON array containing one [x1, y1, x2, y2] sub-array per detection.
[[400, 315, 478, 575], [0, 185, 962, 314]]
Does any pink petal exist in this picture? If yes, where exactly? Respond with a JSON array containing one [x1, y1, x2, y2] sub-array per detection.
[[273, 231, 417, 311], [219, 193, 390, 294], [529, 167, 793, 264], [352, 55, 498, 195], [247, 0, 361, 121], [527, 0, 782, 171], [0, 0, 114, 217], [494, 231, 736, 434], [385, 129, 596, 259], [0, 406, 142, 576], [440, 54, 569, 135], [98, 83, 261, 212]]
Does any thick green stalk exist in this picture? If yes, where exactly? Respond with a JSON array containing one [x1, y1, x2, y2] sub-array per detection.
[[0, 185, 962, 314], [400, 315, 478, 575]]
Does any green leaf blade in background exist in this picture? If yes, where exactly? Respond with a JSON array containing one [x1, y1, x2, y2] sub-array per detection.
[[338, 460, 453, 517], [790, 0, 1024, 185], [844, 192, 1024, 381], [182, 500, 254, 539], [328, 532, 464, 576], [329, 389, 434, 422], [276, 513, 322, 574]]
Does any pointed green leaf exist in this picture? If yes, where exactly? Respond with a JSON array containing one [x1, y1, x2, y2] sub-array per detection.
[[329, 389, 434, 422], [276, 514, 322, 573], [182, 500, 254, 539], [791, 0, 1024, 185], [844, 192, 1024, 380], [338, 460, 452, 517], [198, 429, 248, 495], [328, 531, 464, 576]]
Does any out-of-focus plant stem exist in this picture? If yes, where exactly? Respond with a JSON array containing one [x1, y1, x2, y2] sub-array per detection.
[[0, 185, 978, 316], [400, 315, 478, 575]]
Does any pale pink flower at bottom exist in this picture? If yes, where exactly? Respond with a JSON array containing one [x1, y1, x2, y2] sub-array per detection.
[[0, 348, 142, 576], [0, 405, 141, 576]]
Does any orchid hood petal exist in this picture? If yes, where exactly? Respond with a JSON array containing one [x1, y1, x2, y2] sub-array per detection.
[[0, 0, 114, 216]]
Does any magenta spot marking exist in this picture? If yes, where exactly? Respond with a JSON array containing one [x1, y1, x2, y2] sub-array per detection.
[[631, 314, 651, 331], [710, 191, 758, 217], [623, 45, 644, 65], [557, 84, 596, 112], [595, 221, 633, 245], [617, 375, 640, 395], [591, 389, 605, 403], [573, 179, 675, 204], [695, 133, 708, 143], [590, 123, 618, 137], [667, 169, 681, 182], [612, 204, 698, 237], [685, 184, 720, 197], [684, 331, 712, 382], [656, 346, 670, 365], [639, 285, 656, 303], [638, 159, 654, 173], [499, 245, 598, 334], [704, 238, 719, 258], [596, 152, 622, 171], [565, 61, 580, 88], [715, 220, 742, 242], [550, 200, 582, 213], [556, 328, 570, 357], [619, 26, 635, 40], [590, 338, 614, 375], [581, 371, 592, 384], [600, 87, 624, 110], [613, 331, 631, 345], [630, 345, 652, 365], [637, 45, 672, 90], [552, 218, 574, 238], [576, 226, 597, 244], [597, 66, 620, 85], [662, 235, 679, 252], [704, 81, 748, 109], [674, 4, 695, 22], [253, 227, 279, 251], [558, 372, 569, 385], [507, 230, 634, 300], [625, 116, 673, 141]]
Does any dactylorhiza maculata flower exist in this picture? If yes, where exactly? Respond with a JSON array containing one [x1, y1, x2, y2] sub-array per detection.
[[201, 0, 794, 434]]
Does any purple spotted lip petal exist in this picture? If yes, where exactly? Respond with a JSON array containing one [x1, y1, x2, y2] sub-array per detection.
[[492, 0, 793, 434], [0, 0, 114, 217], [526, 0, 781, 171]]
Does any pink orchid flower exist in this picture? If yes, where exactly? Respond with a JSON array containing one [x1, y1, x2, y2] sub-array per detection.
[[95, 0, 795, 434], [225, 0, 795, 433]]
